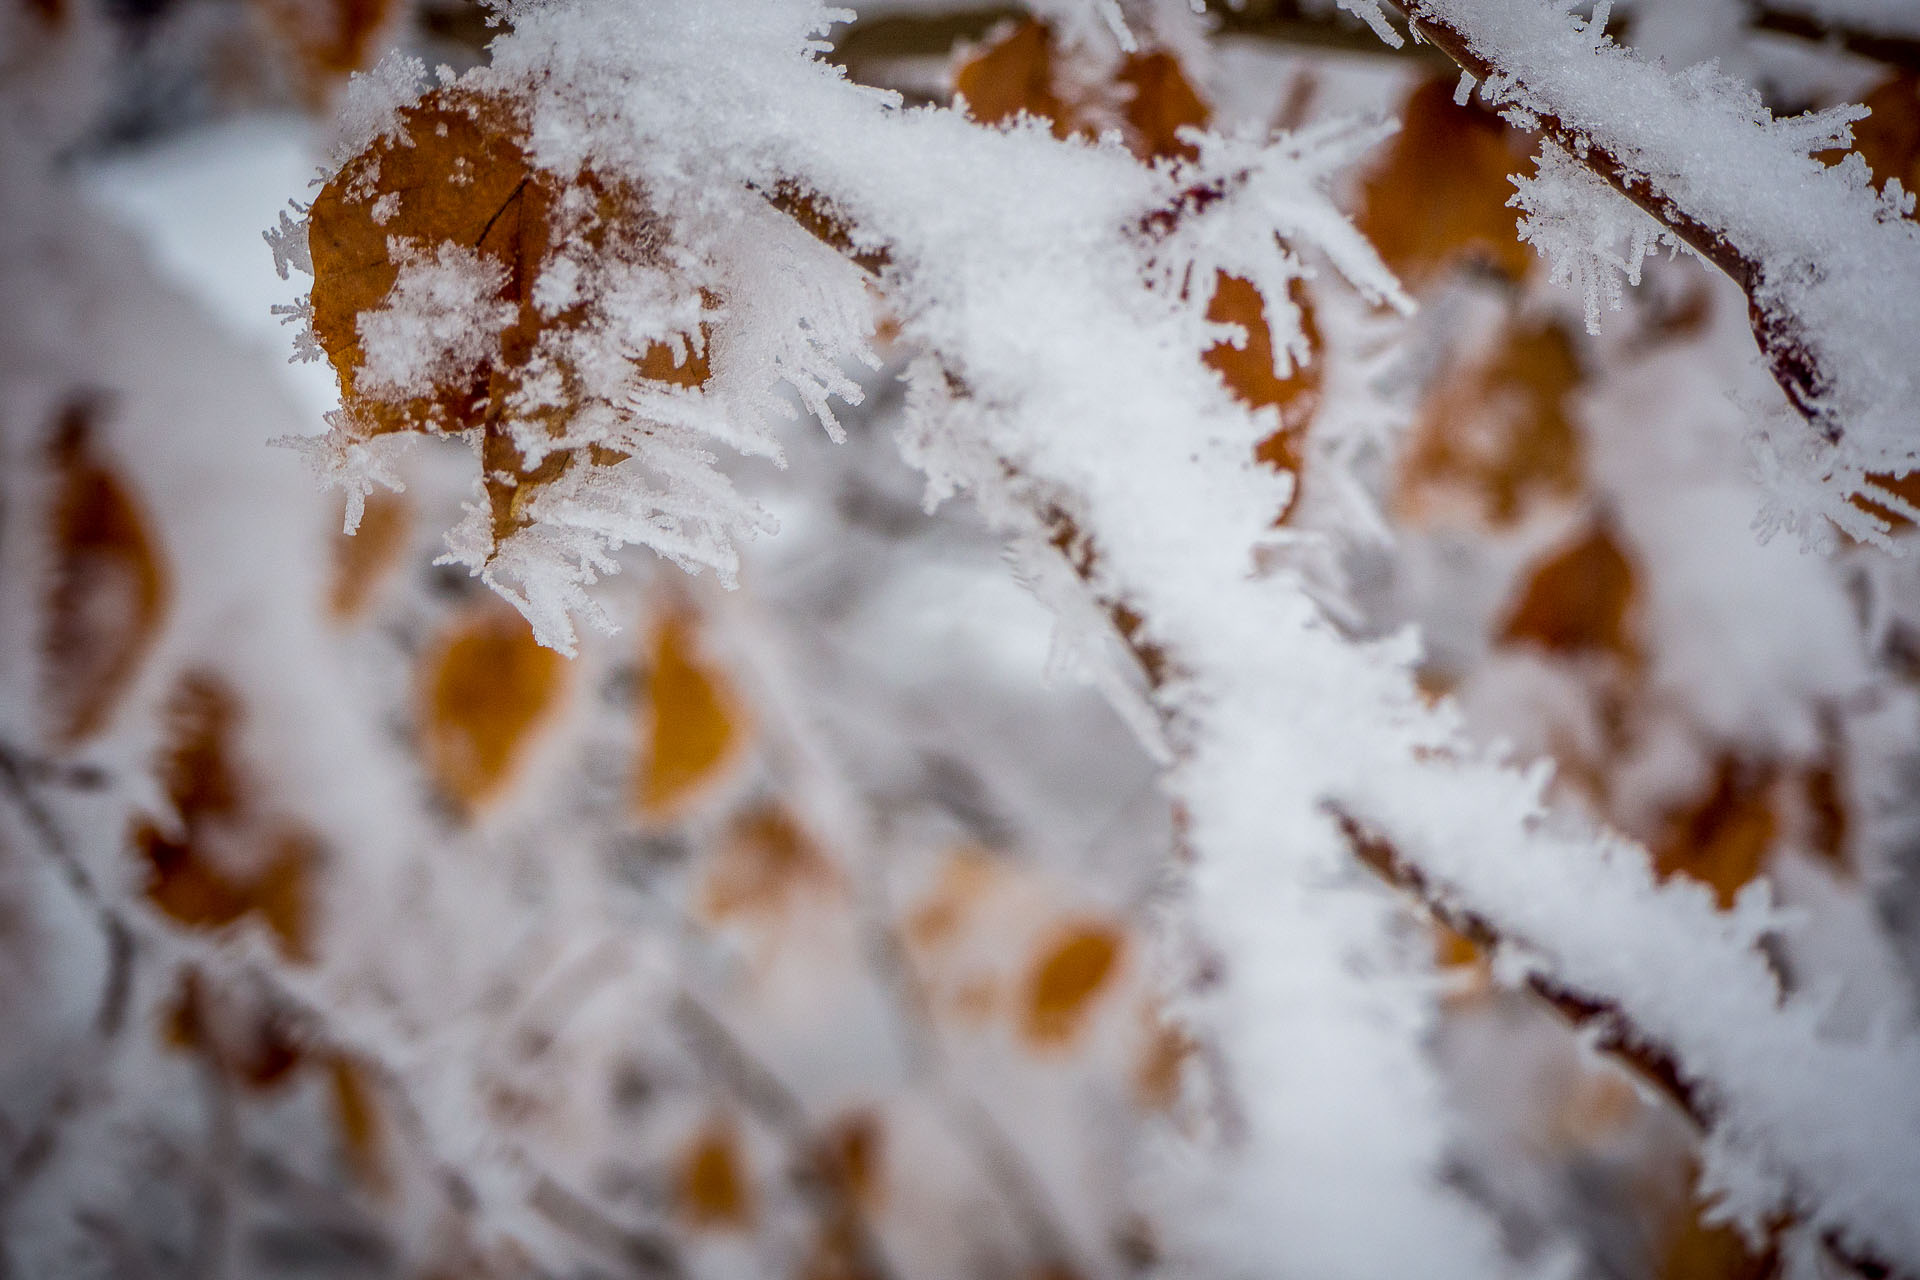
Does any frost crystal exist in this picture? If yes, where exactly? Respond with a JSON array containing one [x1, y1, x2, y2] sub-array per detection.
[[1510, 140, 1690, 335]]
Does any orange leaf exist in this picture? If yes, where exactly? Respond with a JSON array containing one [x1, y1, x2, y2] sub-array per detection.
[[677, 1116, 754, 1230], [905, 847, 1003, 953], [253, 0, 401, 88], [1398, 319, 1585, 528], [163, 968, 305, 1089], [1203, 273, 1322, 516], [1021, 920, 1124, 1049], [1657, 1191, 1777, 1280], [1356, 77, 1533, 288], [818, 1109, 884, 1208], [41, 400, 169, 747], [634, 610, 746, 821], [1852, 73, 1920, 206], [1498, 523, 1638, 663], [700, 805, 837, 922], [953, 19, 1073, 135], [308, 86, 704, 554], [418, 600, 567, 814], [136, 674, 317, 962], [327, 489, 411, 621], [1651, 756, 1778, 909], [953, 21, 1214, 166], [1116, 49, 1210, 162], [1133, 1010, 1195, 1112], [326, 1054, 390, 1195], [1851, 468, 1920, 533]]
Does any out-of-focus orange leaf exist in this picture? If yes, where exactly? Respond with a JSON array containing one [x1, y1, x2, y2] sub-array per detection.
[[1552, 1068, 1642, 1148], [701, 805, 836, 922], [135, 674, 317, 962], [1657, 1191, 1777, 1280], [1204, 273, 1321, 515], [1834, 76, 1919, 533], [1021, 920, 1124, 1049], [308, 86, 704, 554], [634, 610, 746, 821], [677, 1116, 754, 1230], [906, 848, 1003, 953], [800, 1216, 886, 1280], [1651, 757, 1778, 909], [1398, 320, 1584, 528], [953, 20, 1213, 165], [1852, 73, 1920, 204], [953, 19, 1072, 135], [254, 0, 401, 88], [1797, 756, 1850, 868], [1498, 522, 1638, 663], [1133, 1008, 1194, 1112], [1433, 922, 1493, 1004], [419, 600, 567, 814], [1357, 77, 1532, 287], [819, 1109, 884, 1207], [1852, 468, 1920, 532], [326, 1054, 390, 1195], [1116, 48, 1209, 161], [42, 401, 169, 747], [328, 490, 410, 621]]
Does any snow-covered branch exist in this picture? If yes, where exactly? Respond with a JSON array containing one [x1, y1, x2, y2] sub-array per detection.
[[1387, 0, 1920, 541]]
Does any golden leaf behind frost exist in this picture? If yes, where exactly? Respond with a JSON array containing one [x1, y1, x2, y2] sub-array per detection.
[[308, 86, 708, 555], [418, 599, 567, 814]]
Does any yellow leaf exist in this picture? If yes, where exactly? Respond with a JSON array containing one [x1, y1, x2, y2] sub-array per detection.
[[677, 1116, 754, 1230], [1021, 920, 1124, 1049], [418, 600, 567, 814], [634, 610, 746, 820]]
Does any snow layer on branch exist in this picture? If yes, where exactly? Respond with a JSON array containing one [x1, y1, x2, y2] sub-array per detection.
[[1414, 0, 1920, 535]]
